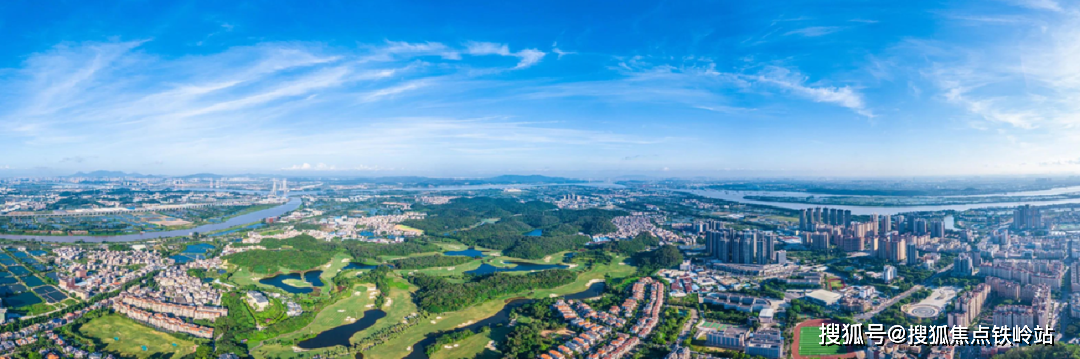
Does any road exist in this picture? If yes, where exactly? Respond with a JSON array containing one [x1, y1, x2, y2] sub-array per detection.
[[674, 308, 699, 347], [855, 263, 954, 321], [856, 284, 923, 320]]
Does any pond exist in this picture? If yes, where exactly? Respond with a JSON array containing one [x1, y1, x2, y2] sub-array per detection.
[[20, 276, 45, 287], [183, 243, 216, 254], [464, 261, 568, 275], [296, 309, 388, 349], [525, 229, 543, 237], [4, 291, 42, 307], [259, 271, 324, 294], [7, 266, 30, 276], [342, 263, 385, 271], [443, 248, 486, 258], [169, 254, 206, 264]]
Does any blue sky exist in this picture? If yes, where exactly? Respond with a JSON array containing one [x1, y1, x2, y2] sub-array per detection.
[[1, 0, 1078, 178]]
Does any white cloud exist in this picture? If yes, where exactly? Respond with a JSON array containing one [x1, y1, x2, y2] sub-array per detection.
[[552, 42, 576, 59], [282, 163, 337, 171], [367, 40, 461, 61], [361, 80, 429, 102], [917, 11, 1080, 130], [752, 66, 873, 117], [1002, 0, 1063, 12], [465, 41, 546, 69]]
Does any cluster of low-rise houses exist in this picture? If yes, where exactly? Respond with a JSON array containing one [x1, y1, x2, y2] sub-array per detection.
[[152, 259, 224, 306], [0, 301, 109, 355], [111, 300, 214, 339], [628, 278, 664, 338], [544, 278, 665, 359], [602, 214, 685, 243], [116, 292, 227, 321], [56, 248, 168, 300], [319, 213, 425, 240]]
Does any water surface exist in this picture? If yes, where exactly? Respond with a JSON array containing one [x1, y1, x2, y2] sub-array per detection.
[[297, 310, 388, 349], [443, 248, 486, 258], [259, 270, 325, 294], [0, 197, 301, 242]]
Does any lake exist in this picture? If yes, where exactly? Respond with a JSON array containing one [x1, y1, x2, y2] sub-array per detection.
[[0, 197, 301, 242], [297, 309, 388, 349], [443, 248, 486, 258], [464, 261, 568, 275], [259, 271, 325, 294]]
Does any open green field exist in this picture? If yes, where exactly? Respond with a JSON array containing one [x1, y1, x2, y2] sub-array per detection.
[[798, 327, 845, 356], [251, 279, 422, 359], [78, 314, 200, 359], [427, 326, 507, 359], [250, 283, 375, 358]]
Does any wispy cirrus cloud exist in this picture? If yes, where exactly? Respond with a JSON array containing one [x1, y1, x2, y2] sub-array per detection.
[[751, 66, 873, 117], [784, 26, 845, 37], [0, 39, 676, 173], [1002, 0, 1064, 12]]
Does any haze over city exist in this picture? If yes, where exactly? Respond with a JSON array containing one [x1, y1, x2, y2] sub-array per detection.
[[2, 1, 1079, 177]]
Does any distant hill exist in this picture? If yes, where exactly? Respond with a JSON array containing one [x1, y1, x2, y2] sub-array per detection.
[[68, 170, 153, 178], [485, 175, 583, 184], [179, 173, 226, 179], [64, 172, 583, 185]]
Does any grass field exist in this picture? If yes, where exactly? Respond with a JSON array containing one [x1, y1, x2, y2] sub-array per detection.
[[250, 283, 376, 358], [362, 255, 634, 359], [78, 314, 200, 359], [242, 240, 634, 359], [798, 327, 845, 356]]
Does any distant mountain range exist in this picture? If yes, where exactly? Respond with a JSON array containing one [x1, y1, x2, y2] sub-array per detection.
[[69, 170, 153, 178], [64, 171, 584, 184]]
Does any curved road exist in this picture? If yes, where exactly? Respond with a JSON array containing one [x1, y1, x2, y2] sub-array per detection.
[[855, 263, 954, 321]]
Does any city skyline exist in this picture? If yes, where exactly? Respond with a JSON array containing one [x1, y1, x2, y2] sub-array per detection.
[[2, 1, 1080, 177]]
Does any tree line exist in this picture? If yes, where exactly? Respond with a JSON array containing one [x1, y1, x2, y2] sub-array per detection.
[[409, 269, 577, 313], [389, 254, 472, 270]]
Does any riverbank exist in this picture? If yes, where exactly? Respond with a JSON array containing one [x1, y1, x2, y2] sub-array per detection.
[[0, 198, 301, 242]]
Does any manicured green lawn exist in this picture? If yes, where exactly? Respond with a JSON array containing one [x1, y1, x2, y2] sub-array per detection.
[[78, 314, 200, 359], [798, 327, 845, 356]]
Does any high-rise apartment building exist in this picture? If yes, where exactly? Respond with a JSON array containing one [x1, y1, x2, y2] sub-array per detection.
[[1012, 205, 1042, 230]]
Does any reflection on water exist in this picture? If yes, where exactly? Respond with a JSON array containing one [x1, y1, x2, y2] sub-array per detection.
[[297, 309, 388, 349], [259, 271, 324, 294], [443, 248, 486, 258]]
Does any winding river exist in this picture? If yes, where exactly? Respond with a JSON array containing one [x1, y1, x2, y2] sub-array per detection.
[[0, 197, 302, 242]]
